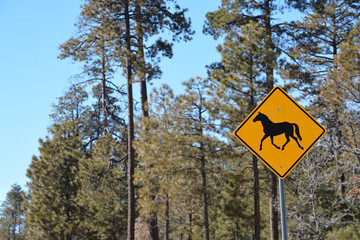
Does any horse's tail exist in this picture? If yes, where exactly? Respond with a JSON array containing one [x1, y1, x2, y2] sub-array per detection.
[[292, 123, 302, 141]]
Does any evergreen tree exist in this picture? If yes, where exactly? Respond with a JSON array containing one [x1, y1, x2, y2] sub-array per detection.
[[283, 0, 360, 97], [59, 0, 126, 138], [0, 184, 25, 240], [281, 3, 360, 237], [208, 21, 269, 239], [205, 1, 287, 238], [78, 134, 128, 239], [26, 122, 85, 239], [25, 84, 129, 239], [136, 80, 234, 239], [177, 77, 219, 240], [332, 21, 360, 171], [133, 0, 193, 115], [135, 85, 180, 239], [25, 86, 90, 239], [133, 1, 193, 237], [60, 1, 193, 238]]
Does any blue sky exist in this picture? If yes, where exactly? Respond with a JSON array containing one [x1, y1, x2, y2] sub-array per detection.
[[0, 0, 222, 202]]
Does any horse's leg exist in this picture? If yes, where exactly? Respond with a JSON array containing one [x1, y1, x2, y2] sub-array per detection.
[[282, 134, 290, 150], [290, 135, 304, 150], [270, 136, 280, 149], [260, 134, 269, 151]]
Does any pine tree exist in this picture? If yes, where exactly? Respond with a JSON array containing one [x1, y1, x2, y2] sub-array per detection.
[[206, 16, 278, 240], [177, 77, 220, 240], [205, 1, 287, 238], [136, 80, 241, 239], [133, 0, 193, 116], [332, 21, 360, 170], [0, 184, 25, 240], [281, 3, 360, 236], [60, 2, 193, 238], [26, 122, 85, 239], [25, 86, 89, 239], [135, 84, 179, 239], [78, 134, 128, 239], [59, 0, 127, 138], [133, 1, 193, 238], [283, 0, 360, 97]]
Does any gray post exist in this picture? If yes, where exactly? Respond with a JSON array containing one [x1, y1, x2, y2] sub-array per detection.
[[279, 178, 288, 240]]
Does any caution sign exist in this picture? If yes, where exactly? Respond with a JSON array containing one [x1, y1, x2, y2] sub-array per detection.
[[233, 86, 326, 179]]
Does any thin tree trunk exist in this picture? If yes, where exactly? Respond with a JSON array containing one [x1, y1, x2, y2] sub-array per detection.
[[264, 1, 278, 239], [135, 4, 160, 239], [188, 213, 192, 240], [253, 155, 261, 240], [65, 168, 72, 240], [198, 93, 210, 240], [12, 212, 16, 240], [165, 193, 170, 240], [264, 0, 274, 90], [250, 65, 260, 240], [125, 0, 135, 239], [65, 233, 72, 240], [201, 155, 210, 240], [137, 32, 149, 118], [149, 208, 159, 240], [269, 172, 279, 240], [101, 43, 109, 134], [135, 4, 149, 118]]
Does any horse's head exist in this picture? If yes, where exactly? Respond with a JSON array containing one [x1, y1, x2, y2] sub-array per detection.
[[253, 112, 265, 122]]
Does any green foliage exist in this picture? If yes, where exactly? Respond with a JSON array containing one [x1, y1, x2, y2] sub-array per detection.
[[206, 12, 275, 238], [0, 184, 25, 240], [78, 135, 128, 239], [25, 86, 129, 239], [26, 121, 85, 239], [21, 1, 360, 239], [135, 79, 259, 239], [327, 225, 360, 240], [60, 0, 193, 85], [208, 21, 268, 136], [282, 6, 360, 239], [281, 0, 360, 96]]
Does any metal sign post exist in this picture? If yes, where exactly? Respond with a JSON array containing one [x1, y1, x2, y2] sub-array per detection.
[[279, 178, 288, 240], [232, 87, 326, 239]]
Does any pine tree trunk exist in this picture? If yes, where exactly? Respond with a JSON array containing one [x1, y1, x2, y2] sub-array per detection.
[[263, 1, 278, 239], [201, 155, 210, 240], [65, 233, 72, 240], [269, 172, 279, 240], [253, 155, 261, 240], [198, 95, 210, 240], [12, 213, 16, 240], [165, 193, 170, 240], [137, 33, 149, 119], [264, 0, 274, 90], [101, 44, 109, 134], [125, 0, 135, 239], [188, 213, 192, 240], [135, 4, 159, 239], [65, 168, 72, 240], [135, 3, 149, 119], [149, 209, 159, 240]]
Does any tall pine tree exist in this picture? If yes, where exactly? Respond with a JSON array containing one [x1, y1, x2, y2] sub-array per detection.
[[205, 1, 284, 238], [0, 184, 25, 240]]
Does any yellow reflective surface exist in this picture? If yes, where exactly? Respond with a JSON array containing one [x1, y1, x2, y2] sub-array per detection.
[[234, 87, 326, 179]]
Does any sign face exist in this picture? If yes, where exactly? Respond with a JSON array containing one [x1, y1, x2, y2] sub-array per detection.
[[233, 86, 326, 179]]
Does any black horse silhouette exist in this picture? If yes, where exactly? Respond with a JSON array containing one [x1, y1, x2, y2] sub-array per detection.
[[253, 112, 304, 151]]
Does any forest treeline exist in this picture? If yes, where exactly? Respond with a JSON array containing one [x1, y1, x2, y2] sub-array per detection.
[[1, 0, 360, 239]]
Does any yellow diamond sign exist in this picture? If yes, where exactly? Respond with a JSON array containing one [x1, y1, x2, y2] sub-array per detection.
[[233, 87, 326, 179]]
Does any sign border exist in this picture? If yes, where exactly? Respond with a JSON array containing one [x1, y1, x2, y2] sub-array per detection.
[[233, 86, 326, 179]]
